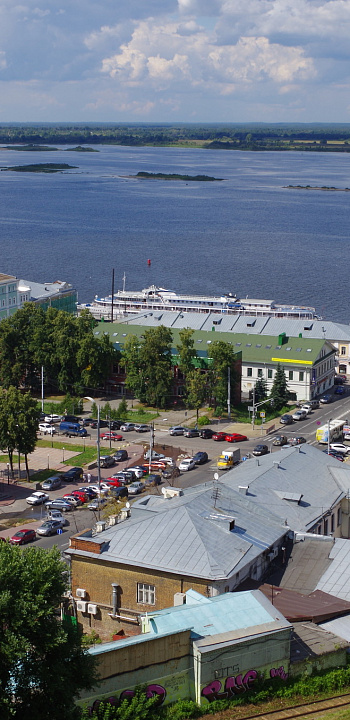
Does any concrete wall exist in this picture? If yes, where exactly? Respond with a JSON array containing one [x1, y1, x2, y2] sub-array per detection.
[[290, 647, 348, 677]]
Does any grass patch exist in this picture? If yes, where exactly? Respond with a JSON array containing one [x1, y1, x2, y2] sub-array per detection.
[[30, 468, 58, 484], [216, 403, 297, 425]]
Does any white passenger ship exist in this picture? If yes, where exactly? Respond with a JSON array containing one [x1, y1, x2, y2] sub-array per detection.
[[78, 279, 320, 321]]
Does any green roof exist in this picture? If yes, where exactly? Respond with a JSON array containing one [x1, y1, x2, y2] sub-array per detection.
[[96, 322, 330, 367]]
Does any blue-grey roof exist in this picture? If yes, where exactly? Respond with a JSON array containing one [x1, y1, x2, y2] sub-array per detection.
[[316, 539, 350, 602], [319, 614, 350, 642], [146, 588, 289, 639], [115, 310, 350, 342], [222, 445, 348, 532], [67, 484, 286, 581]]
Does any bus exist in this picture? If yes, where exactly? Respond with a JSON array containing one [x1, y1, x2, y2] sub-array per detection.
[[316, 418, 345, 444]]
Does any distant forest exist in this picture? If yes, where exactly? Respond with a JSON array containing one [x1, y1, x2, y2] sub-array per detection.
[[1, 123, 350, 151]]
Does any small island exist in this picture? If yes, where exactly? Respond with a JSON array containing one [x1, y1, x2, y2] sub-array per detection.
[[1, 163, 78, 173], [284, 184, 350, 191], [133, 171, 223, 181], [66, 146, 98, 152], [2, 144, 58, 151]]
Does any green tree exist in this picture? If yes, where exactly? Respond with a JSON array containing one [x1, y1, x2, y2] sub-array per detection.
[[0, 544, 97, 720], [139, 326, 173, 407], [115, 398, 128, 420], [120, 335, 144, 399], [269, 364, 290, 411], [207, 340, 238, 411], [0, 387, 40, 478], [254, 377, 268, 403], [176, 328, 197, 377], [186, 369, 207, 423]]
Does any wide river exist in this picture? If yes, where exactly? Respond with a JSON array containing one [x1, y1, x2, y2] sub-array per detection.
[[0, 145, 348, 323]]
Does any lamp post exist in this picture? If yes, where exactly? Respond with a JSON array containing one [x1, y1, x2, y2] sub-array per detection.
[[327, 417, 332, 456], [83, 397, 101, 514]]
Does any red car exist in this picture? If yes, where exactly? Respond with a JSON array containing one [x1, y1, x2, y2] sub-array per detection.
[[225, 433, 248, 443], [10, 529, 36, 545], [212, 432, 227, 441], [70, 489, 90, 503], [105, 478, 124, 487], [100, 432, 123, 441]]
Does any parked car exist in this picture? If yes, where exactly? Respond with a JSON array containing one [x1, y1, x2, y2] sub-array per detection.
[[292, 410, 307, 421], [320, 395, 333, 404], [144, 450, 165, 461], [105, 478, 124, 488], [90, 419, 108, 428], [178, 457, 196, 471], [335, 386, 345, 395], [113, 449, 128, 462], [99, 455, 115, 468], [330, 443, 350, 455], [26, 491, 49, 506], [63, 494, 82, 507], [99, 431, 123, 441], [323, 450, 344, 461], [120, 423, 135, 432], [37, 519, 64, 536], [272, 435, 288, 446], [62, 415, 81, 424], [134, 424, 150, 433], [45, 498, 73, 512], [192, 451, 208, 465], [108, 486, 129, 500], [89, 483, 111, 495], [41, 475, 62, 491], [225, 433, 248, 443], [183, 428, 200, 438], [128, 481, 145, 495], [212, 432, 227, 441], [301, 405, 312, 415], [78, 486, 98, 498], [125, 466, 146, 479], [46, 509, 68, 524], [144, 474, 162, 486], [280, 414, 294, 425], [71, 489, 90, 502], [252, 444, 269, 456], [60, 467, 84, 483], [38, 422, 56, 435], [169, 426, 186, 436], [59, 421, 87, 438], [88, 497, 109, 511], [200, 428, 214, 439], [162, 466, 181, 479], [44, 414, 62, 423], [109, 471, 136, 484], [10, 528, 36, 545]]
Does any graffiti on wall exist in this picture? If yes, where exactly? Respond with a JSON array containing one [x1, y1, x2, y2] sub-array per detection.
[[88, 684, 166, 715], [201, 666, 289, 703]]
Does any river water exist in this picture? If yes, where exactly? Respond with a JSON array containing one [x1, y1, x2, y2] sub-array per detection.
[[0, 145, 349, 322]]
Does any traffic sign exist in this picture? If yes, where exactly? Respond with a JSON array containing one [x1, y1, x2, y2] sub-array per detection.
[[248, 406, 254, 411], [260, 411, 266, 418], [57, 528, 63, 534]]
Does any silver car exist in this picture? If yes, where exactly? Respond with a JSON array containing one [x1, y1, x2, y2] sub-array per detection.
[[37, 519, 64, 536]]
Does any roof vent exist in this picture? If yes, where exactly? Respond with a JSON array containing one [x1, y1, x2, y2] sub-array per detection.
[[161, 487, 183, 498], [238, 485, 249, 495], [273, 460, 280, 468]]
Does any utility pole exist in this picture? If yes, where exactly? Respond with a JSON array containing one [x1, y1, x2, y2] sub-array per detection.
[[227, 366, 231, 421], [148, 423, 154, 475]]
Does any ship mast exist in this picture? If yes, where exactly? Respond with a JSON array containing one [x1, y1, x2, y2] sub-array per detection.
[[122, 272, 126, 293]]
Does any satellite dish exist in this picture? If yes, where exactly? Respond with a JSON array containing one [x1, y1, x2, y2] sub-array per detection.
[[125, 501, 130, 509], [214, 473, 219, 481]]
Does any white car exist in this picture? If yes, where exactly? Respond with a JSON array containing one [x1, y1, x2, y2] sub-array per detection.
[[301, 405, 312, 415], [178, 458, 196, 471], [127, 467, 146, 479], [144, 450, 165, 460], [169, 426, 186, 436], [39, 422, 56, 435], [89, 483, 110, 495], [44, 414, 62, 423], [26, 491, 49, 505], [330, 443, 350, 455], [120, 423, 135, 432]]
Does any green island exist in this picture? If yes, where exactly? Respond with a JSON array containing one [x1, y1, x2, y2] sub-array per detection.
[[1, 163, 78, 173], [66, 145, 98, 152], [285, 184, 350, 191], [2, 144, 58, 151], [134, 171, 223, 181]]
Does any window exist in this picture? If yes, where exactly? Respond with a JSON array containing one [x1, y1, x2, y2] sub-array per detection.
[[268, 369, 273, 379], [257, 369, 263, 377], [288, 371, 293, 380], [247, 368, 252, 377], [299, 372, 304, 381], [337, 507, 342, 526], [341, 346, 347, 355], [137, 583, 155, 605], [331, 514, 335, 533], [323, 518, 328, 536]]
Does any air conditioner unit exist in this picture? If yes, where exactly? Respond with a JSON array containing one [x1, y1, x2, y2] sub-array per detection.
[[76, 588, 87, 598], [87, 603, 98, 615], [76, 600, 87, 612]]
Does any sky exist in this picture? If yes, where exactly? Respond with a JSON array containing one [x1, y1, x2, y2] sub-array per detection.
[[0, 0, 349, 123]]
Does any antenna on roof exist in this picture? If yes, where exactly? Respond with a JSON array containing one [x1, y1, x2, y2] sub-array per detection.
[[212, 472, 221, 508]]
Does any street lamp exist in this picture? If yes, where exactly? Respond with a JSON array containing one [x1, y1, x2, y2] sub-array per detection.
[[83, 397, 101, 508]]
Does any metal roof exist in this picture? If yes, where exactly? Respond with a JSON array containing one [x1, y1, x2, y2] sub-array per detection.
[[222, 445, 348, 532], [319, 614, 350, 643], [316, 538, 350, 602], [146, 588, 289, 639], [67, 484, 286, 581]]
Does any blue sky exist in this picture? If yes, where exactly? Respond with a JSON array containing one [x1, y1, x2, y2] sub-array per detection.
[[0, 0, 349, 122]]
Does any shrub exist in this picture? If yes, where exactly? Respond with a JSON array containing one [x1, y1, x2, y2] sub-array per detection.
[[166, 699, 202, 720], [197, 415, 210, 427]]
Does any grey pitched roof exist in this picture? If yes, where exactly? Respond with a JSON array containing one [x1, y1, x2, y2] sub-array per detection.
[[67, 484, 286, 581], [222, 445, 348, 532], [316, 539, 350, 602]]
